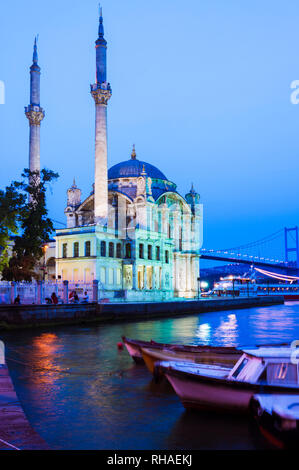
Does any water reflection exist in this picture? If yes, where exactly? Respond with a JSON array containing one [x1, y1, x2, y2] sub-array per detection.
[[213, 314, 238, 346], [195, 322, 211, 343], [2, 302, 299, 449], [166, 410, 273, 450]]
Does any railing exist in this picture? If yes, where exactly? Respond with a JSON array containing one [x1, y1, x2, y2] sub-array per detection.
[[0, 281, 98, 305]]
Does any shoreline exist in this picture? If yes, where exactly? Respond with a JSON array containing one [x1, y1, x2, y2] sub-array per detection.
[[0, 363, 49, 450], [0, 296, 284, 331]]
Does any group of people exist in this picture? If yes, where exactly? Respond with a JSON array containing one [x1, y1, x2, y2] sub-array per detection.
[[69, 290, 89, 303], [13, 289, 90, 305], [45, 292, 59, 305]]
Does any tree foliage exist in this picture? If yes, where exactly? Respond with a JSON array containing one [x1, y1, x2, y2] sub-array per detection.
[[1, 168, 59, 281], [0, 184, 26, 272]]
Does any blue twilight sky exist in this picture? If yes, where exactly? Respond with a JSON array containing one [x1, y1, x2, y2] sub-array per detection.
[[0, 0, 299, 262]]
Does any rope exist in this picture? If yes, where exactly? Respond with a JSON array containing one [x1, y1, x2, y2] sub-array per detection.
[[0, 437, 20, 450], [6, 352, 128, 378]]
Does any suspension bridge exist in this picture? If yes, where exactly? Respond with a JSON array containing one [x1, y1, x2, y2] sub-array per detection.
[[200, 227, 299, 274]]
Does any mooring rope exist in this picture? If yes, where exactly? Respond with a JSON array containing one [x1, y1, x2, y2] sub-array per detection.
[[5, 353, 128, 378], [0, 437, 20, 450]]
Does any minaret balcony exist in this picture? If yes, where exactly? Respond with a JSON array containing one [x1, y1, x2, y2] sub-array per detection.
[[90, 81, 112, 92], [90, 82, 112, 105], [25, 104, 45, 125]]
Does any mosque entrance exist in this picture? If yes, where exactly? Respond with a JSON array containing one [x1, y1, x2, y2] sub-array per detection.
[[123, 265, 133, 289]]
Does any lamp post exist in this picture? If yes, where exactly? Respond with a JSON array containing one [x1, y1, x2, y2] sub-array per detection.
[[42, 244, 49, 281], [197, 277, 200, 299]]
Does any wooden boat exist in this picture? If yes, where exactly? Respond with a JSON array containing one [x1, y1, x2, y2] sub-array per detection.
[[122, 337, 171, 364], [141, 346, 241, 377], [122, 336, 240, 365], [250, 394, 299, 448], [161, 347, 299, 413]]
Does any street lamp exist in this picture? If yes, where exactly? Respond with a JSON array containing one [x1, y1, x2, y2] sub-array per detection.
[[197, 277, 201, 299], [42, 244, 49, 281]]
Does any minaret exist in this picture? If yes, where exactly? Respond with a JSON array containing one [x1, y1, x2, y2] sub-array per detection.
[[25, 37, 45, 178], [90, 6, 112, 224], [185, 183, 200, 213]]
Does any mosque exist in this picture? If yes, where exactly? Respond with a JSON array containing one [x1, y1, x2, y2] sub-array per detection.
[[26, 9, 203, 301]]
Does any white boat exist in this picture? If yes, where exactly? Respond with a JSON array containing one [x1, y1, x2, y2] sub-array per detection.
[[250, 394, 299, 448], [211, 276, 299, 300], [212, 276, 257, 297], [162, 347, 299, 413]]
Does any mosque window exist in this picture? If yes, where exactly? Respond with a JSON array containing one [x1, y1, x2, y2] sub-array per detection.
[[73, 242, 79, 258], [139, 244, 144, 259], [116, 243, 122, 258], [148, 245, 152, 260], [165, 250, 169, 264], [85, 241, 91, 257], [179, 227, 183, 251], [168, 224, 172, 238], [62, 243, 67, 258], [100, 241, 106, 257], [125, 243, 131, 259], [109, 242, 114, 258], [156, 246, 160, 261]]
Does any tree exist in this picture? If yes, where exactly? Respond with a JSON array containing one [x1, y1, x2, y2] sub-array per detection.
[[1, 168, 59, 281], [0, 184, 26, 272]]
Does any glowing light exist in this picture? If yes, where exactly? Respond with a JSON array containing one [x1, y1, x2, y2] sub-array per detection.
[[254, 267, 299, 282]]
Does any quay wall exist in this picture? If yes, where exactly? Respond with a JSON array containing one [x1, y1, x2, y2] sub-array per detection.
[[0, 296, 284, 330], [0, 363, 49, 449]]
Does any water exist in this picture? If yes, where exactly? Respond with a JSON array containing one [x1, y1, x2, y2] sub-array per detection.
[[1, 302, 299, 450]]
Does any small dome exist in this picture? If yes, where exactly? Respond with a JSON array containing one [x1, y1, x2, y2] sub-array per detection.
[[108, 159, 168, 181]]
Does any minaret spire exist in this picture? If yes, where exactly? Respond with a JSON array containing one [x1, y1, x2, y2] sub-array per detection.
[[131, 144, 136, 160], [91, 6, 112, 223], [32, 36, 38, 64], [25, 37, 45, 187], [98, 4, 104, 37]]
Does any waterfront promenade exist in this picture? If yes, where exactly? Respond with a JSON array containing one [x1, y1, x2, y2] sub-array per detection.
[[0, 362, 48, 449], [0, 295, 284, 330]]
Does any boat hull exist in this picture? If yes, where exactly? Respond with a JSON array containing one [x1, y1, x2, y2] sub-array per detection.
[[164, 368, 299, 414], [250, 395, 299, 448], [141, 347, 241, 377], [124, 342, 144, 364], [122, 336, 239, 366], [283, 295, 299, 301], [165, 371, 253, 413]]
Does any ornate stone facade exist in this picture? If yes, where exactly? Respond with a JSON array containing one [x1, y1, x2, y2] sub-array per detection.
[[55, 10, 203, 301]]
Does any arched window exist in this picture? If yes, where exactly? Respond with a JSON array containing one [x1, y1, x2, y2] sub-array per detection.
[[100, 241, 106, 257], [125, 243, 131, 259], [165, 250, 169, 264], [116, 243, 122, 258], [73, 242, 79, 257], [109, 242, 114, 258], [85, 241, 91, 257], [62, 243, 67, 258], [179, 227, 183, 251]]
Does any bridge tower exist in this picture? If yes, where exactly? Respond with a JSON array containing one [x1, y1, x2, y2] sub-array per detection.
[[284, 227, 299, 267]]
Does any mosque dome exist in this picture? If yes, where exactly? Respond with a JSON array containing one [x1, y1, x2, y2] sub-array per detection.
[[108, 146, 167, 181]]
